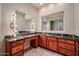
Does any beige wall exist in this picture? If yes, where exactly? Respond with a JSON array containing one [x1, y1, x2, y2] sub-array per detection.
[[74, 4, 79, 36], [38, 3, 75, 34], [0, 4, 1, 39], [0, 3, 2, 53], [16, 12, 26, 31], [64, 4, 75, 34]]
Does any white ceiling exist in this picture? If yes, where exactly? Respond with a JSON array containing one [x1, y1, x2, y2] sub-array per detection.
[[32, 3, 42, 8], [32, 3, 48, 9], [31, 3, 58, 9]]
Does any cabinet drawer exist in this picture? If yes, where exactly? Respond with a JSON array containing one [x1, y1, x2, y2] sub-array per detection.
[[12, 45, 23, 54], [58, 39, 75, 45], [40, 36, 46, 39], [42, 44, 46, 47], [47, 40, 57, 47], [66, 40, 75, 45], [58, 39, 65, 42], [42, 41, 46, 47], [13, 51, 24, 56], [47, 43, 57, 51], [11, 40, 24, 47], [47, 37, 56, 41], [29, 37, 36, 40], [58, 43, 75, 51], [47, 39, 57, 51], [47, 37, 52, 39], [39, 39, 42, 46], [58, 47, 75, 56]]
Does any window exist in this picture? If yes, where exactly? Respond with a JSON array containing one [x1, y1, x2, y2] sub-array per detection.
[[50, 19, 63, 31]]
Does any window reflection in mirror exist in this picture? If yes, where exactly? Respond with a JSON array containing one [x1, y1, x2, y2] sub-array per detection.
[[41, 11, 64, 31], [50, 19, 63, 31]]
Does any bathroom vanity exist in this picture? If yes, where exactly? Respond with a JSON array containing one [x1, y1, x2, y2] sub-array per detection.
[[5, 35, 39, 56], [5, 33, 79, 56]]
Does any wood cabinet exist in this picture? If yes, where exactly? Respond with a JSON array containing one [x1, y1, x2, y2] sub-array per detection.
[[39, 36, 77, 56], [47, 37, 57, 51], [39, 36, 47, 48], [5, 35, 79, 56], [5, 36, 39, 56], [58, 39, 76, 56], [30, 36, 38, 48], [58, 42, 75, 51], [24, 38, 30, 50], [76, 41, 79, 56], [13, 51, 24, 56], [58, 47, 75, 56], [5, 40, 24, 56], [24, 36, 38, 50], [58, 39, 75, 45]]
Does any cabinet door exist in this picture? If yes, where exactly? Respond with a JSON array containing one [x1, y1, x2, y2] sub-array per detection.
[[58, 39, 75, 45], [34, 36, 38, 47], [42, 39, 47, 48], [75, 41, 79, 56], [47, 37, 57, 51], [39, 36, 47, 48], [58, 39, 76, 56], [39, 38, 42, 46], [24, 39, 30, 50], [30, 36, 38, 48], [58, 47, 75, 56], [13, 51, 24, 56], [11, 45, 23, 55], [58, 42, 75, 51], [11, 40, 24, 47]]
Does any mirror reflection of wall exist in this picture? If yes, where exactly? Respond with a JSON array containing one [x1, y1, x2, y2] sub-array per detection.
[[25, 14, 35, 31], [16, 11, 26, 31], [25, 19, 35, 31], [42, 17, 48, 30], [16, 10, 35, 32], [25, 19, 31, 31], [41, 11, 64, 31]]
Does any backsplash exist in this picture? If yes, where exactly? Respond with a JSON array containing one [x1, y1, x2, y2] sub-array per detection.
[[18, 31, 36, 35], [18, 31, 79, 38]]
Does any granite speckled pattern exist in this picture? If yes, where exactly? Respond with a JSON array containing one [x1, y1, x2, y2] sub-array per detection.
[[5, 34, 79, 42], [5, 34, 38, 42]]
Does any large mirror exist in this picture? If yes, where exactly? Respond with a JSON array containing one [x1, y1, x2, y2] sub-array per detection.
[[16, 10, 35, 33], [41, 11, 64, 31]]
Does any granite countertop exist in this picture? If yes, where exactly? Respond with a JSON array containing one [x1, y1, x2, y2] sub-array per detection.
[[5, 34, 38, 42], [45, 34, 79, 41], [5, 34, 79, 42]]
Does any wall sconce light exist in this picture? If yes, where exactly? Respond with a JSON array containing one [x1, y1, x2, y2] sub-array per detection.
[[10, 12, 17, 37]]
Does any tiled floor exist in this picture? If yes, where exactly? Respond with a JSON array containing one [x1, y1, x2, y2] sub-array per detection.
[[24, 47, 62, 56]]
